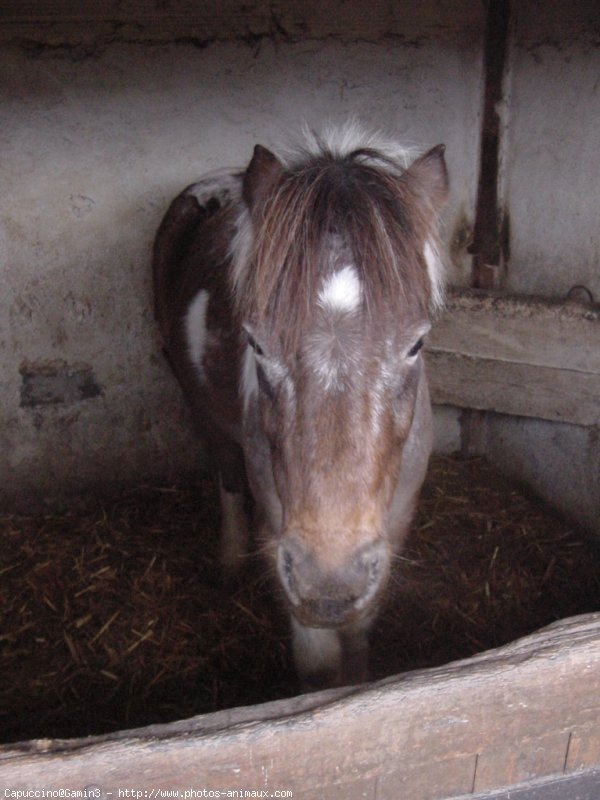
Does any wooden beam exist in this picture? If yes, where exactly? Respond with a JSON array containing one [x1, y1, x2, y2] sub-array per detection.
[[468, 768, 600, 800], [0, 1, 484, 43], [0, 614, 599, 799], [427, 290, 600, 426], [470, 0, 511, 290]]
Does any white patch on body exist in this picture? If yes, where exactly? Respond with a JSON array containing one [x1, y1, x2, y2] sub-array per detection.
[[290, 617, 342, 684], [317, 265, 362, 314], [183, 171, 251, 301], [185, 171, 242, 210], [185, 290, 209, 378], [219, 479, 248, 573]]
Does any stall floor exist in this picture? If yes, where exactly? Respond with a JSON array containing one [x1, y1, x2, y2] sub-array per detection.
[[1, 456, 599, 744]]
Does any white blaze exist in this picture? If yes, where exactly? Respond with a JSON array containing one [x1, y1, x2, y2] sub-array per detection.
[[317, 266, 362, 314]]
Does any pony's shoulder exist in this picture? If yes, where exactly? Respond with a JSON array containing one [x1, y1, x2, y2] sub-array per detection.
[[184, 169, 243, 212]]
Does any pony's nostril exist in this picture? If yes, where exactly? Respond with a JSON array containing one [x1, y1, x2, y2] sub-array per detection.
[[367, 553, 383, 585], [353, 541, 388, 609], [278, 537, 389, 621]]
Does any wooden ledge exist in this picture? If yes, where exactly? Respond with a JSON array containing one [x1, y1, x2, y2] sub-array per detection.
[[427, 289, 600, 426], [1, 613, 599, 798]]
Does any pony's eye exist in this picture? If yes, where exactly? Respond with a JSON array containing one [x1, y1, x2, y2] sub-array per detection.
[[407, 338, 424, 358], [247, 332, 264, 356]]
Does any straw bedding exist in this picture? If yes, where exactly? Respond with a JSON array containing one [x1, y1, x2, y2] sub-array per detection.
[[1, 456, 598, 744]]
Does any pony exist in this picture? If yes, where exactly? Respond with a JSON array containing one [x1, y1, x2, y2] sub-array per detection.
[[153, 124, 448, 689]]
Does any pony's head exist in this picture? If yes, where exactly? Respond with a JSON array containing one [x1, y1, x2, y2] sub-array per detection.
[[234, 127, 448, 627]]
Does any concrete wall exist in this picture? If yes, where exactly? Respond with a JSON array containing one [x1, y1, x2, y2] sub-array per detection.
[[484, 1, 600, 534], [0, 1, 598, 531], [0, 1, 483, 508], [499, 0, 600, 300], [433, 1, 600, 536], [485, 414, 599, 535]]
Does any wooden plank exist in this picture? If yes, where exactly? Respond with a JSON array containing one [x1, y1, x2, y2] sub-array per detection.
[[380, 753, 477, 799], [567, 728, 600, 773], [474, 730, 571, 792], [465, 767, 600, 800], [429, 291, 600, 373], [0, 0, 483, 42], [0, 0, 270, 23], [427, 351, 600, 426], [427, 290, 600, 426], [470, 0, 510, 291], [0, 614, 599, 799], [0, 0, 482, 29], [0, 1, 272, 44]]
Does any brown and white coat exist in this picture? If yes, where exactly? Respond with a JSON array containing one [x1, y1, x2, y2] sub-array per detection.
[[153, 123, 449, 688]]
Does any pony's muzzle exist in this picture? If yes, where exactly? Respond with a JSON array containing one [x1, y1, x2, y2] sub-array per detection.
[[277, 536, 389, 627]]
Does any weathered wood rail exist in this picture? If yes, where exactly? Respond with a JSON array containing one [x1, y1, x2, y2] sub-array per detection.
[[1, 614, 599, 799], [427, 290, 600, 427]]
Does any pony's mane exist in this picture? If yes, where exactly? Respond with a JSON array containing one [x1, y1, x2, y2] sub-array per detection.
[[231, 125, 445, 353], [290, 121, 418, 170]]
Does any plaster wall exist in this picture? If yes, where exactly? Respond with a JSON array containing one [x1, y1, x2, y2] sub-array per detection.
[[1, 1, 598, 532], [0, 5, 483, 507], [485, 414, 600, 535], [500, 1, 600, 299], [487, 1, 600, 534]]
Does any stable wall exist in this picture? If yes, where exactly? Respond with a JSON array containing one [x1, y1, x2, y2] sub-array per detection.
[[429, 1, 600, 534], [485, 1, 600, 533], [500, 1, 599, 299], [0, 1, 483, 508], [0, 1, 598, 534]]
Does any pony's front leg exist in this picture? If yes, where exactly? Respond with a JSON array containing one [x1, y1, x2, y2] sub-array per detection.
[[290, 617, 342, 691], [218, 478, 248, 577], [340, 618, 372, 685]]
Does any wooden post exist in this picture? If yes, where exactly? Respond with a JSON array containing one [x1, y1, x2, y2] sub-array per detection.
[[470, 0, 511, 290]]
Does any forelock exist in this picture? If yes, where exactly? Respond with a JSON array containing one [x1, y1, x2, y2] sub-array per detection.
[[232, 126, 444, 354]]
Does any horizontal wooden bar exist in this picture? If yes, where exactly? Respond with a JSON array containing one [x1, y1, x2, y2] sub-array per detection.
[[427, 290, 600, 426], [0, 0, 483, 42], [1, 613, 599, 799], [464, 767, 600, 800]]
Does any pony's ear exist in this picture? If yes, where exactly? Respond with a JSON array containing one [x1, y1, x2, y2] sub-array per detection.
[[403, 144, 449, 214], [242, 144, 284, 211]]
